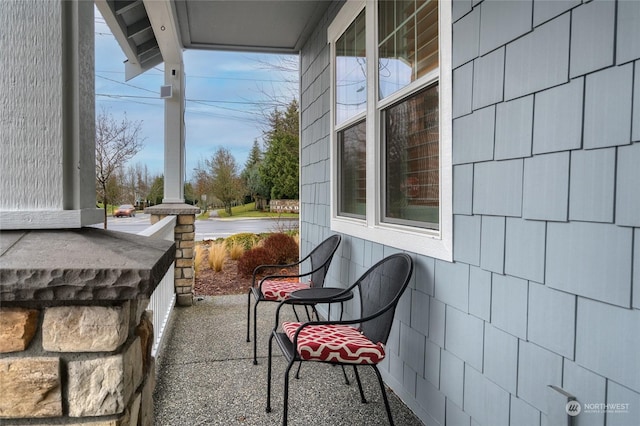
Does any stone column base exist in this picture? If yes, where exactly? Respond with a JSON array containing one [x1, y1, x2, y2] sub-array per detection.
[[146, 203, 200, 306]]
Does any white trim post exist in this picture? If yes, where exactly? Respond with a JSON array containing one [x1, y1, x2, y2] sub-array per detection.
[[162, 62, 185, 203]]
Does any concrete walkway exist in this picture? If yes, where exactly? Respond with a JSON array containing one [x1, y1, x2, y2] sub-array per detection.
[[153, 295, 424, 425]]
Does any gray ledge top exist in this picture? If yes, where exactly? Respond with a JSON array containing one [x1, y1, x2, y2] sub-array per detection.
[[145, 203, 200, 215], [0, 228, 175, 303]]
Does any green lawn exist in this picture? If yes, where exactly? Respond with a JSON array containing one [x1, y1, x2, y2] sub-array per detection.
[[214, 202, 299, 219]]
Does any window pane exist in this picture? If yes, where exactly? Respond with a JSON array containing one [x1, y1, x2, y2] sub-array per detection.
[[384, 84, 439, 229], [416, 1, 439, 78], [336, 10, 367, 126], [379, 0, 438, 99], [338, 120, 367, 218]]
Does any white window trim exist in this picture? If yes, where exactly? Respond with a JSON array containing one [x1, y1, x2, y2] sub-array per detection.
[[329, 0, 452, 262]]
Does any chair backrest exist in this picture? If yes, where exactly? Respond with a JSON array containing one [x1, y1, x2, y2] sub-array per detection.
[[307, 234, 341, 289], [356, 253, 413, 345]]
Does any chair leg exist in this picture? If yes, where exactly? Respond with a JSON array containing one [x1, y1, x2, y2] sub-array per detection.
[[246, 290, 252, 342], [282, 358, 296, 426], [295, 361, 302, 379], [266, 332, 274, 413], [371, 365, 394, 426], [303, 305, 312, 321], [253, 299, 260, 365], [292, 304, 301, 322], [341, 365, 350, 385], [353, 366, 367, 403]]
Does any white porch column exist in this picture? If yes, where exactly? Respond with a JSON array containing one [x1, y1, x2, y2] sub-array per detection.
[[162, 62, 186, 203], [0, 0, 101, 229]]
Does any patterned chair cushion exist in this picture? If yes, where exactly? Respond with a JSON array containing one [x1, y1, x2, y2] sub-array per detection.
[[282, 322, 385, 365], [260, 280, 310, 301]]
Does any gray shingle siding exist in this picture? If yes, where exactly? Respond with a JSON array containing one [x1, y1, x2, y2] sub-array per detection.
[[532, 78, 583, 154], [478, 0, 532, 56], [569, 0, 616, 78], [616, 0, 640, 65], [472, 47, 504, 109], [583, 63, 634, 149], [299, 1, 640, 425], [504, 13, 570, 100], [569, 147, 616, 222], [495, 94, 533, 160]]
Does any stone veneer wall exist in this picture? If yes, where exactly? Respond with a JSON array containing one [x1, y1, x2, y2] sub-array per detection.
[[0, 302, 155, 425], [0, 228, 175, 425]]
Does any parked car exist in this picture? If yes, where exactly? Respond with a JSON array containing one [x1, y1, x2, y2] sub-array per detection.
[[113, 204, 136, 217]]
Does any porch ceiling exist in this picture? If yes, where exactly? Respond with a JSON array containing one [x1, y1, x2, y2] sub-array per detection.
[[97, 0, 333, 80], [174, 0, 332, 54]]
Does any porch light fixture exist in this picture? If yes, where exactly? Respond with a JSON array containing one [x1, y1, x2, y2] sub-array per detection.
[[160, 85, 173, 99]]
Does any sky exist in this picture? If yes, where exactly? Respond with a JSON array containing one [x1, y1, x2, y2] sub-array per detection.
[[94, 9, 298, 182]]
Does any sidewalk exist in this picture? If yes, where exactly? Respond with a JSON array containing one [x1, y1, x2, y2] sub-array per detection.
[[153, 295, 424, 425]]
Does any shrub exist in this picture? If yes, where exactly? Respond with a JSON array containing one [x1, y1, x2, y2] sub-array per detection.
[[226, 240, 245, 261], [237, 247, 273, 277], [208, 243, 227, 272], [262, 233, 299, 265], [225, 232, 260, 250]]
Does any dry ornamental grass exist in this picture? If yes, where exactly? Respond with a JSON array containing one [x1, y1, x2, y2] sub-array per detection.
[[194, 234, 300, 296]]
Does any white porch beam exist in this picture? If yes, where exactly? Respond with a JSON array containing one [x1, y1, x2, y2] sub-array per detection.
[[162, 62, 186, 203], [143, 0, 183, 64]]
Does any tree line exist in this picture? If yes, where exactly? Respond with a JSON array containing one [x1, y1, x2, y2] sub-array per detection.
[[95, 99, 299, 225], [193, 99, 299, 215]]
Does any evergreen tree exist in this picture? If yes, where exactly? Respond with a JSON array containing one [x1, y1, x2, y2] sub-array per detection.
[[260, 99, 299, 200], [241, 140, 270, 209], [245, 139, 263, 169]]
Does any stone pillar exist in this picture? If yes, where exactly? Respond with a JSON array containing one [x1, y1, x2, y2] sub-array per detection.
[[0, 228, 175, 424], [0, 303, 153, 423], [147, 204, 200, 306]]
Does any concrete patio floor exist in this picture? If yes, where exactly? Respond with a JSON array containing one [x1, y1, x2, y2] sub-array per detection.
[[153, 294, 425, 425]]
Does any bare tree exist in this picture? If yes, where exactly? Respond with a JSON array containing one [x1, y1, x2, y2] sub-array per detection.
[[207, 147, 244, 215], [192, 158, 212, 211], [250, 55, 300, 128], [95, 108, 144, 228]]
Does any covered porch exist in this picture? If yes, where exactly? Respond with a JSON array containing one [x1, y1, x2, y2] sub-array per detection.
[[153, 294, 423, 425]]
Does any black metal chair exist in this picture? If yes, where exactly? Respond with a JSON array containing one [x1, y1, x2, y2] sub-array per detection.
[[266, 253, 414, 426], [246, 234, 341, 364]]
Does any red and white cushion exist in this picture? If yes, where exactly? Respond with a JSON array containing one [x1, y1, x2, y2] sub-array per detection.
[[260, 280, 310, 301], [282, 322, 385, 365]]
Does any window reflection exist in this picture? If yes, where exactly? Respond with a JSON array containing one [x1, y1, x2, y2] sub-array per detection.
[[379, 0, 438, 99], [384, 84, 439, 229], [336, 10, 367, 126], [338, 120, 367, 218]]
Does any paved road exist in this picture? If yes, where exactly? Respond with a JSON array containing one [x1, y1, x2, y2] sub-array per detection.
[[94, 214, 299, 241]]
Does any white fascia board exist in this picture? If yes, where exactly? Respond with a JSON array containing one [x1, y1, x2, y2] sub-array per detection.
[[125, 55, 164, 81], [95, 0, 139, 65]]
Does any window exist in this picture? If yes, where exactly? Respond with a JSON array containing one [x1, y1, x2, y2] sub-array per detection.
[[329, 0, 452, 260], [383, 84, 439, 228]]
